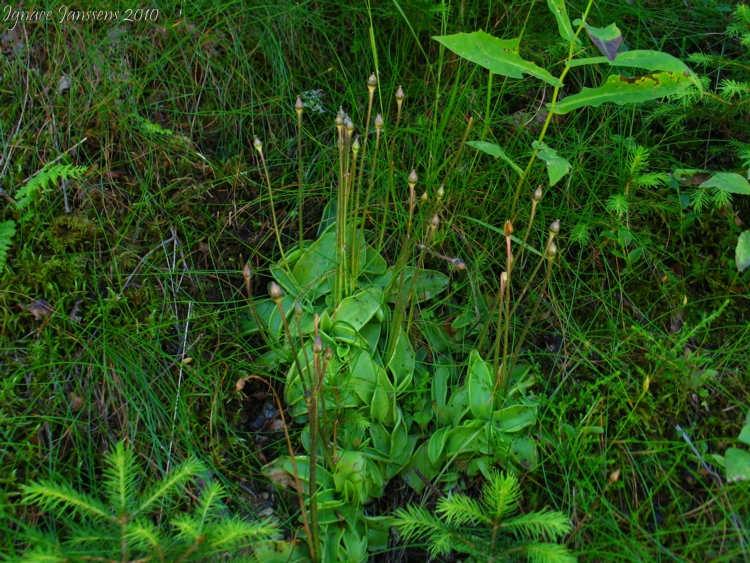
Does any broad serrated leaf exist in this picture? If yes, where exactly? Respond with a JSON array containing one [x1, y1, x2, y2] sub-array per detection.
[[737, 231, 750, 273], [466, 141, 523, 176], [699, 172, 750, 194], [549, 71, 695, 114], [433, 31, 563, 87], [546, 0, 575, 41], [584, 22, 622, 61], [567, 50, 701, 89], [532, 141, 571, 186]]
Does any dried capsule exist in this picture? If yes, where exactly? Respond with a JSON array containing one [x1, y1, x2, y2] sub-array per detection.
[[312, 336, 323, 354], [368, 72, 378, 90], [609, 469, 621, 483], [243, 263, 252, 279], [549, 220, 560, 235], [533, 187, 543, 202], [236, 378, 246, 391], [431, 214, 440, 228], [504, 220, 514, 237], [547, 241, 558, 258], [452, 258, 466, 270], [295, 96, 304, 115], [269, 281, 284, 302], [408, 169, 418, 185], [374, 113, 384, 130], [253, 137, 262, 151]]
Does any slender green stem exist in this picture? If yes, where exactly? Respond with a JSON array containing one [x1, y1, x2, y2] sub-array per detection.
[[387, 180, 416, 360], [483, 70, 493, 137], [508, 0, 596, 219], [492, 272, 507, 381], [508, 254, 555, 380], [256, 145, 290, 272], [297, 104, 304, 246], [378, 92, 404, 251]]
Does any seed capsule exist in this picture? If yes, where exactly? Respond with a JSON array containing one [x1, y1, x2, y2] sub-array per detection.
[[294, 301, 303, 318], [395, 85, 405, 101], [253, 137, 262, 151], [243, 263, 252, 279], [504, 220, 514, 237], [368, 72, 378, 90], [437, 185, 445, 199], [547, 241, 558, 258], [549, 220, 560, 235], [335, 111, 344, 127], [431, 214, 440, 228], [313, 336, 323, 354], [408, 169, 418, 185], [352, 135, 360, 152], [420, 191, 428, 203], [269, 281, 284, 302], [452, 258, 466, 270], [324, 346, 334, 361], [374, 113, 384, 130], [295, 96, 304, 115], [533, 187, 543, 202]]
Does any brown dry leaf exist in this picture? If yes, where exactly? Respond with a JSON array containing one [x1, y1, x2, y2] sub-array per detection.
[[267, 418, 286, 432], [264, 466, 295, 490], [70, 393, 84, 411], [69, 298, 84, 323], [23, 299, 54, 320]]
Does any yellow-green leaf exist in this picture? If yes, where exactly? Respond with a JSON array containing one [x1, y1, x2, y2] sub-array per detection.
[[549, 71, 695, 114], [433, 31, 563, 87]]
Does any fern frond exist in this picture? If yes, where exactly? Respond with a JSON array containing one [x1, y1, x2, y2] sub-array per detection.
[[15, 164, 87, 219], [394, 504, 457, 556], [205, 516, 278, 550], [124, 519, 163, 549], [499, 508, 573, 540], [102, 441, 139, 516], [0, 220, 16, 274], [135, 456, 204, 516], [711, 188, 732, 209], [438, 493, 492, 526], [605, 194, 628, 217], [482, 470, 521, 521], [634, 172, 671, 188], [195, 480, 226, 527], [687, 52, 719, 66], [523, 541, 578, 563], [690, 188, 711, 213], [21, 480, 113, 523], [570, 223, 590, 245], [628, 145, 650, 176], [719, 79, 750, 99]]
